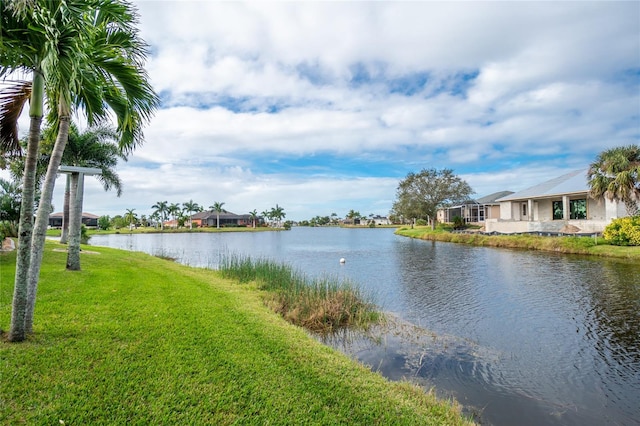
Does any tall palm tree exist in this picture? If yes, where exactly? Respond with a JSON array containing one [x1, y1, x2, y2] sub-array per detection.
[[209, 201, 226, 229], [261, 209, 271, 226], [183, 200, 201, 229], [588, 145, 640, 216], [168, 203, 181, 228], [124, 208, 137, 230], [2, 0, 158, 340], [149, 211, 161, 229], [249, 209, 258, 228], [56, 124, 125, 243], [270, 204, 285, 228], [1, 1, 92, 341], [152, 201, 169, 231]]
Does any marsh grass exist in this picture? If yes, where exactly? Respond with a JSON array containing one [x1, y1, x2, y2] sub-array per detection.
[[219, 254, 381, 333]]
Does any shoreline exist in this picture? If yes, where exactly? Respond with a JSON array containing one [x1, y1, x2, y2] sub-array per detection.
[[1, 242, 473, 425], [394, 226, 640, 260]]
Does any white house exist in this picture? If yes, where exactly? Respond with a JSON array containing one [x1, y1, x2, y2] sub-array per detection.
[[485, 169, 627, 234], [438, 191, 514, 224]]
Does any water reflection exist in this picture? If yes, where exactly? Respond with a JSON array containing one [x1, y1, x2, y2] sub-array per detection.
[[90, 229, 640, 425]]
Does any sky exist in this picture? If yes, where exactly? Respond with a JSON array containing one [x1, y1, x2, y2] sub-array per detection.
[[6, 1, 640, 221]]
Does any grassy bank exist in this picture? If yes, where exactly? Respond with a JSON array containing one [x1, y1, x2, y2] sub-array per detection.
[[219, 254, 380, 334], [0, 242, 471, 425], [396, 226, 640, 260]]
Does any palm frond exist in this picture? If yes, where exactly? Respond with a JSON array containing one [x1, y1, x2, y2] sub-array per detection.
[[0, 80, 31, 154]]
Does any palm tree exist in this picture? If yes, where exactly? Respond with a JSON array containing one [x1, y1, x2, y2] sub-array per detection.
[[183, 199, 201, 229], [152, 201, 169, 231], [249, 209, 258, 228], [346, 209, 361, 225], [1, 1, 94, 341], [149, 211, 161, 229], [261, 209, 272, 227], [209, 201, 226, 229], [57, 124, 125, 243], [2, 0, 158, 340], [168, 203, 181, 228], [588, 145, 640, 216], [270, 204, 285, 228], [124, 208, 137, 230]]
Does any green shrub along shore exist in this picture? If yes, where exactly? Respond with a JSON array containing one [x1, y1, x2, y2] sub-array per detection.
[[0, 242, 472, 425], [395, 226, 640, 260]]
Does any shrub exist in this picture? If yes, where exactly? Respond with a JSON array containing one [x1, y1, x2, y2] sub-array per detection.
[[0, 221, 18, 240], [415, 219, 427, 226], [452, 216, 465, 230], [98, 215, 111, 230], [603, 216, 640, 246], [80, 224, 91, 244]]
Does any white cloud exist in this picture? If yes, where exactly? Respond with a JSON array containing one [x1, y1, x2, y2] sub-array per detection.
[[5, 1, 638, 221]]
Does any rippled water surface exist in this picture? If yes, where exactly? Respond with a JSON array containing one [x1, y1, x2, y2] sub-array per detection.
[[90, 228, 640, 425]]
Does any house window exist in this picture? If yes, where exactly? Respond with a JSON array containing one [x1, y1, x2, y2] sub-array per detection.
[[522, 203, 527, 217], [570, 199, 587, 220], [552, 201, 563, 220]]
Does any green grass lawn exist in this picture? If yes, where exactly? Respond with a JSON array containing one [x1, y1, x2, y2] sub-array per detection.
[[0, 242, 471, 425], [395, 226, 640, 260]]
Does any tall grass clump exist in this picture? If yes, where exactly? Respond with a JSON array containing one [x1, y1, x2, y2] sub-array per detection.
[[219, 254, 381, 334]]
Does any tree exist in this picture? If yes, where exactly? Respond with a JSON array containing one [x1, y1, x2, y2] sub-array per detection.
[[168, 203, 181, 227], [152, 201, 169, 230], [391, 168, 473, 229], [209, 201, 226, 229], [0, 176, 22, 226], [56, 124, 125, 243], [1, 1, 93, 341], [346, 209, 361, 224], [1, 0, 158, 340], [149, 211, 160, 229], [261, 209, 272, 226], [182, 199, 201, 229], [124, 208, 137, 230], [270, 204, 285, 228], [588, 145, 640, 216], [98, 215, 111, 230], [249, 209, 258, 228]]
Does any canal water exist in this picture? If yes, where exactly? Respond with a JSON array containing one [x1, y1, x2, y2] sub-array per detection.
[[90, 227, 640, 425]]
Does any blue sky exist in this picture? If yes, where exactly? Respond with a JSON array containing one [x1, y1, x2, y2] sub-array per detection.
[[9, 1, 640, 221]]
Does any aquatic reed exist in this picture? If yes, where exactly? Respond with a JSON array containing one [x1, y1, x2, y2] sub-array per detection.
[[219, 254, 381, 334]]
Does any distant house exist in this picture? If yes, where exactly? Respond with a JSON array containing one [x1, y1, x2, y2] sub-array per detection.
[[48, 212, 99, 228], [485, 169, 627, 234], [370, 215, 392, 226], [190, 210, 253, 227], [438, 191, 514, 224]]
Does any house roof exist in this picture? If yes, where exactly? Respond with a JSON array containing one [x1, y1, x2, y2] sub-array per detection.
[[191, 210, 252, 220], [475, 191, 515, 204], [496, 169, 588, 201], [49, 212, 99, 219], [447, 190, 514, 208]]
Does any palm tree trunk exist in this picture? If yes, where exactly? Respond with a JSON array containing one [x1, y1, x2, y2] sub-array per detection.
[[66, 172, 83, 270], [59, 174, 71, 243], [9, 72, 44, 342], [24, 115, 71, 334]]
